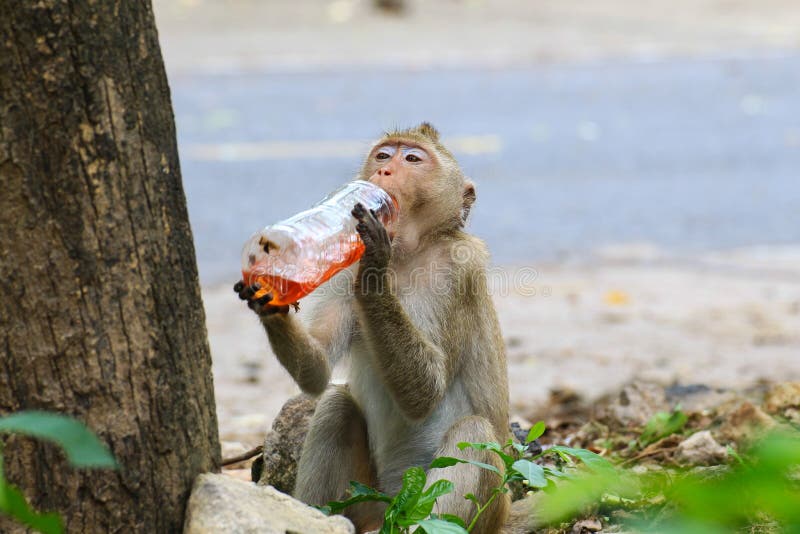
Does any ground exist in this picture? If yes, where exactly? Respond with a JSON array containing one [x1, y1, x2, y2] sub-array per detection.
[[208, 245, 800, 447]]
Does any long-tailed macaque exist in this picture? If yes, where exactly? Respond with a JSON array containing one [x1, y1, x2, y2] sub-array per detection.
[[235, 123, 510, 532]]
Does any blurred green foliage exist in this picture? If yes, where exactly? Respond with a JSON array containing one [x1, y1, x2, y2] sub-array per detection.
[[0, 411, 118, 534]]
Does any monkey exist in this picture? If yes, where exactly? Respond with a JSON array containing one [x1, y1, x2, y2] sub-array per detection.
[[235, 123, 510, 532]]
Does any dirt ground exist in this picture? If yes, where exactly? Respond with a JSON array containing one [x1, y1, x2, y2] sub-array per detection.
[[207, 245, 800, 447]]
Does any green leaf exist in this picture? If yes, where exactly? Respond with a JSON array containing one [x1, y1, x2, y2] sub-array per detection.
[[400, 479, 455, 523], [416, 518, 469, 534], [638, 410, 688, 448], [548, 446, 615, 473], [0, 478, 63, 534], [351, 480, 385, 497], [409, 480, 455, 519], [456, 441, 502, 452], [323, 481, 391, 515], [431, 513, 467, 528], [543, 466, 572, 479], [392, 466, 426, 514], [430, 456, 501, 476], [430, 456, 463, 469], [526, 421, 546, 443], [463, 492, 480, 508], [457, 441, 514, 470], [511, 459, 547, 488], [0, 412, 116, 468]]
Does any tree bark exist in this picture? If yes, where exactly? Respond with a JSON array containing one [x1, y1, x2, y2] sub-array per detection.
[[0, 1, 220, 532]]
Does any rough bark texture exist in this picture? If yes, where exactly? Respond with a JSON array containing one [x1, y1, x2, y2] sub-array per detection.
[[0, 1, 220, 532]]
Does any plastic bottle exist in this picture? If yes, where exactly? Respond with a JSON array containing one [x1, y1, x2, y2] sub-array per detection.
[[240, 180, 399, 306]]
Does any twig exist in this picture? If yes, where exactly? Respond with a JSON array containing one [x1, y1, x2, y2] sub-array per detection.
[[222, 445, 263, 467], [620, 446, 677, 466]]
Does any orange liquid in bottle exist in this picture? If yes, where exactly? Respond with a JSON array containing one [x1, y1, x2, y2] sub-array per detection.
[[242, 240, 366, 306]]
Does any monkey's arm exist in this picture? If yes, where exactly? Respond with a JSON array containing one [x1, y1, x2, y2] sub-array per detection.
[[260, 313, 331, 395], [236, 280, 352, 396], [355, 288, 450, 420], [352, 204, 451, 420]]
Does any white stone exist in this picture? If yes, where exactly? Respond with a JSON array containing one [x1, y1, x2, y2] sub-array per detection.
[[676, 430, 727, 466], [184, 473, 355, 534]]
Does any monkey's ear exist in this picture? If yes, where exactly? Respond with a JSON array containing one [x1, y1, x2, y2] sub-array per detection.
[[417, 122, 440, 142], [461, 181, 476, 225]]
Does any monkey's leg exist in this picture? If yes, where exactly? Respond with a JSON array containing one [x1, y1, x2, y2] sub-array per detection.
[[294, 385, 383, 531], [427, 416, 510, 533]]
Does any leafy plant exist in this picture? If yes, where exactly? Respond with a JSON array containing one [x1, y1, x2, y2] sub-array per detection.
[[320, 467, 466, 534], [323, 421, 613, 532], [535, 426, 800, 533], [0, 411, 118, 534], [436, 431, 617, 528]]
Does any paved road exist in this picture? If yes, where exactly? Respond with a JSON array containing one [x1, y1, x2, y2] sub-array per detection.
[[170, 53, 800, 285]]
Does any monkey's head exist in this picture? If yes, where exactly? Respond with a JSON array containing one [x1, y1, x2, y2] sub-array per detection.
[[359, 123, 476, 244]]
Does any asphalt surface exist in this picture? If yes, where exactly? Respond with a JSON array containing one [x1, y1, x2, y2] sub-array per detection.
[[171, 53, 800, 285]]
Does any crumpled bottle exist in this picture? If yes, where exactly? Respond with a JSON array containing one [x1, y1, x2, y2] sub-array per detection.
[[240, 180, 398, 306]]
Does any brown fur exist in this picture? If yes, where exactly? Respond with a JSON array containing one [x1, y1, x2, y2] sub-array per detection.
[[247, 124, 510, 532]]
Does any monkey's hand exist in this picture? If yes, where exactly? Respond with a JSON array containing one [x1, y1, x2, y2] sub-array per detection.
[[352, 202, 391, 294], [234, 281, 290, 317]]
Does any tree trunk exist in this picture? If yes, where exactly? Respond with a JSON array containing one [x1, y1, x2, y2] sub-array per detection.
[[0, 1, 220, 532]]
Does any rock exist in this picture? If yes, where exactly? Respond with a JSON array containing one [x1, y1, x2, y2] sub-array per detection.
[[715, 401, 776, 446], [184, 473, 354, 534], [763, 382, 800, 415], [223, 468, 253, 482], [675, 430, 727, 465], [572, 518, 603, 533], [599, 382, 669, 428], [256, 393, 318, 492]]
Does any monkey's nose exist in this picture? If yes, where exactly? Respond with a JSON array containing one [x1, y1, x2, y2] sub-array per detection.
[[378, 166, 392, 176]]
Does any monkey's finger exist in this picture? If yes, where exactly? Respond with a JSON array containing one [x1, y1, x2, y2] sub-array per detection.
[[368, 209, 390, 246], [356, 221, 375, 247], [255, 292, 274, 306], [238, 282, 260, 300], [233, 281, 245, 293], [351, 203, 367, 221]]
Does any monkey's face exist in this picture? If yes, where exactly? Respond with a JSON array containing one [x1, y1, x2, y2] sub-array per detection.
[[360, 134, 471, 241], [363, 140, 438, 213]]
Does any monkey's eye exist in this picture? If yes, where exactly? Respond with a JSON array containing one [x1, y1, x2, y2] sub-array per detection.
[[375, 146, 396, 161], [405, 154, 421, 162]]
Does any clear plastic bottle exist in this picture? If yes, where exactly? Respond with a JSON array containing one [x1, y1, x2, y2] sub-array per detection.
[[240, 180, 399, 305]]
